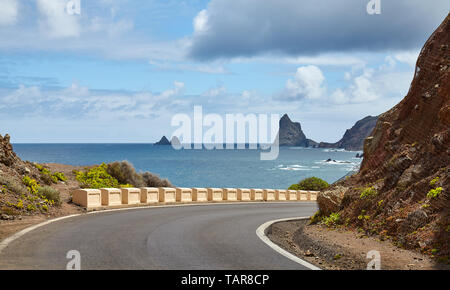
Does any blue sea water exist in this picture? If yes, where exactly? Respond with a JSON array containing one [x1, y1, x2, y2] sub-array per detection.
[[12, 144, 362, 189]]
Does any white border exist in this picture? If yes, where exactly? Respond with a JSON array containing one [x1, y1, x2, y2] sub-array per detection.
[[256, 217, 321, 270]]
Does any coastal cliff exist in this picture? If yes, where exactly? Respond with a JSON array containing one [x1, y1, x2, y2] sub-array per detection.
[[279, 114, 317, 147], [317, 14, 450, 260], [319, 116, 378, 151]]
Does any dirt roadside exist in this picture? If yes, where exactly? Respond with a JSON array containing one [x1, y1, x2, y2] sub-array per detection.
[[267, 219, 449, 270], [0, 163, 87, 240]]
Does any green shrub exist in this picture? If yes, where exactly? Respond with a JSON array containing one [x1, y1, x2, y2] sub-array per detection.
[[309, 210, 323, 224], [52, 172, 67, 182], [107, 161, 173, 188], [75, 163, 119, 189], [288, 184, 300, 190], [296, 177, 329, 191], [427, 187, 443, 199], [429, 177, 439, 187], [22, 176, 39, 195], [322, 212, 340, 227], [360, 187, 378, 199], [107, 161, 145, 187], [37, 186, 61, 206], [0, 175, 28, 195]]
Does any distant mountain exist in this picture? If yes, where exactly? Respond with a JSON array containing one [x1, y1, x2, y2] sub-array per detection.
[[319, 116, 378, 151], [279, 114, 318, 147], [154, 136, 171, 145]]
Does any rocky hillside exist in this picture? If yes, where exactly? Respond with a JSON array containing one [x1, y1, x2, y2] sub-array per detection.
[[0, 134, 76, 220], [317, 14, 449, 261], [319, 116, 378, 151], [279, 114, 317, 147]]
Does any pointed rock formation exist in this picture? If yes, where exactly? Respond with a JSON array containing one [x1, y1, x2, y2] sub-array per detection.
[[279, 114, 317, 147], [154, 136, 171, 145]]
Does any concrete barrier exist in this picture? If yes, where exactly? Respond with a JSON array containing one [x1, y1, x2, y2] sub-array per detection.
[[297, 190, 309, 201], [159, 187, 176, 203], [141, 187, 159, 204], [72, 189, 102, 208], [250, 189, 264, 201], [192, 188, 208, 202], [73, 187, 318, 209], [100, 188, 122, 206], [121, 188, 141, 205], [223, 188, 238, 201], [263, 189, 276, 201], [176, 188, 193, 202], [276, 190, 287, 201], [237, 188, 251, 201], [207, 188, 223, 201], [287, 190, 298, 201]]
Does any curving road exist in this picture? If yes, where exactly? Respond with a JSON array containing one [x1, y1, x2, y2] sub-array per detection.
[[0, 202, 317, 270]]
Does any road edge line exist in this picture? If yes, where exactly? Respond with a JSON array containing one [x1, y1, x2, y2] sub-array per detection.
[[256, 217, 321, 270]]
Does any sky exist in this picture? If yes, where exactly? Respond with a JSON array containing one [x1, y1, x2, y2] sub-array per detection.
[[0, 0, 448, 143]]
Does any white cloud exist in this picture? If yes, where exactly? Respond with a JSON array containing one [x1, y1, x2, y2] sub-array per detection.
[[0, 0, 18, 26], [394, 51, 420, 66], [193, 9, 209, 34], [0, 81, 188, 119], [37, 0, 81, 38], [280, 65, 326, 100], [349, 69, 379, 103], [89, 17, 134, 37], [202, 85, 226, 97], [159, 81, 185, 99]]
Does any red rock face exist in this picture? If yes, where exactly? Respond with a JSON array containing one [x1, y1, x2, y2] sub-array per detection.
[[363, 15, 449, 175], [318, 14, 450, 259]]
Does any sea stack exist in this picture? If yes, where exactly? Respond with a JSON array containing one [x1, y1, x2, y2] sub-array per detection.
[[154, 136, 171, 145], [278, 114, 317, 147]]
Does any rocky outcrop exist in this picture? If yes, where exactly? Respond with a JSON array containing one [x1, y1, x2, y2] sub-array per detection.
[[0, 134, 19, 167], [154, 136, 171, 145], [319, 116, 378, 151], [279, 114, 317, 147], [317, 186, 349, 216], [317, 14, 450, 258]]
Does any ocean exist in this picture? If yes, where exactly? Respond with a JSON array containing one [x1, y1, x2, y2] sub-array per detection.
[[12, 144, 362, 189]]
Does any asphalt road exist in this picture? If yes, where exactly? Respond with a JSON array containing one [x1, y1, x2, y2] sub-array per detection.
[[0, 202, 317, 270]]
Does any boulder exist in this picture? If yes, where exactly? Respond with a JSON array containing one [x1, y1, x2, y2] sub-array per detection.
[[317, 186, 349, 216]]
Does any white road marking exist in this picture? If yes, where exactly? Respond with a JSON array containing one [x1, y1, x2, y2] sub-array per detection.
[[256, 217, 321, 270]]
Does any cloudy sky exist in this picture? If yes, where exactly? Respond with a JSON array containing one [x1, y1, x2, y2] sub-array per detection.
[[0, 0, 448, 143]]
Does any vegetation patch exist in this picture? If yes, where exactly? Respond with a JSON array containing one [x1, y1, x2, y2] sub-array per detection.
[[322, 212, 340, 227], [289, 177, 329, 191], [359, 187, 378, 199], [74, 163, 120, 189], [427, 187, 443, 199], [74, 161, 173, 189], [37, 186, 61, 206]]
